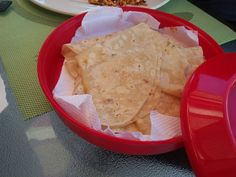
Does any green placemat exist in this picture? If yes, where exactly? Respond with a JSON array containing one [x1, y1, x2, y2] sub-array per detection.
[[0, 0, 69, 120], [0, 0, 235, 120], [159, 0, 236, 44]]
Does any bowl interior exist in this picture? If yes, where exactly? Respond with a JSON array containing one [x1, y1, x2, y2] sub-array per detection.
[[38, 7, 223, 155]]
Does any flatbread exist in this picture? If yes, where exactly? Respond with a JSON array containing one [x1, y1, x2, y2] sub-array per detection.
[[82, 52, 157, 127], [160, 46, 204, 97], [61, 22, 204, 134], [73, 23, 170, 103], [75, 24, 177, 127], [62, 35, 111, 60], [135, 115, 151, 135], [115, 92, 180, 135], [135, 91, 180, 135], [74, 23, 167, 69], [156, 92, 180, 117], [63, 35, 112, 79], [64, 23, 161, 96]]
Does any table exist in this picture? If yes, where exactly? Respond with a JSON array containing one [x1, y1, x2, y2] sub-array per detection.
[[0, 1, 236, 177]]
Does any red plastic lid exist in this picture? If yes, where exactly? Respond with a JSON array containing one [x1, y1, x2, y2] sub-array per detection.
[[181, 53, 236, 177]]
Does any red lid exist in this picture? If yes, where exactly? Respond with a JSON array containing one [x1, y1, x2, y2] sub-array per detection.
[[181, 53, 236, 177]]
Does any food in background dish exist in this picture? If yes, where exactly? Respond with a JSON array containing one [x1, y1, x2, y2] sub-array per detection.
[[62, 23, 204, 135], [88, 0, 146, 6]]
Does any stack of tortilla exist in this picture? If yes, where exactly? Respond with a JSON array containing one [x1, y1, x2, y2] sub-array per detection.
[[62, 23, 204, 135]]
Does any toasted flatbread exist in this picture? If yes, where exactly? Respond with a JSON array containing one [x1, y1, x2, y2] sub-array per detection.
[[61, 23, 204, 134], [82, 52, 157, 127], [160, 46, 204, 97], [135, 91, 180, 135]]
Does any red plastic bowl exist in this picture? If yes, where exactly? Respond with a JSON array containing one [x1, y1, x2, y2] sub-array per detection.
[[37, 7, 223, 155]]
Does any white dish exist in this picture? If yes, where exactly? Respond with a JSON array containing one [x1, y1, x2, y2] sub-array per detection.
[[30, 0, 170, 16]]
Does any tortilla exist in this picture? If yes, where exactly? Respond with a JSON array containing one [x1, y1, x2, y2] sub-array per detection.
[[62, 35, 111, 60], [63, 35, 113, 79], [114, 92, 180, 135], [82, 52, 158, 127], [74, 23, 167, 68], [72, 23, 170, 106], [64, 60, 79, 79], [160, 46, 204, 97], [74, 23, 180, 127], [61, 22, 204, 135], [156, 92, 180, 117], [135, 91, 180, 135], [112, 122, 140, 133]]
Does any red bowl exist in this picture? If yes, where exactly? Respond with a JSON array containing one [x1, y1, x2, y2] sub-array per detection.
[[37, 7, 223, 155]]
